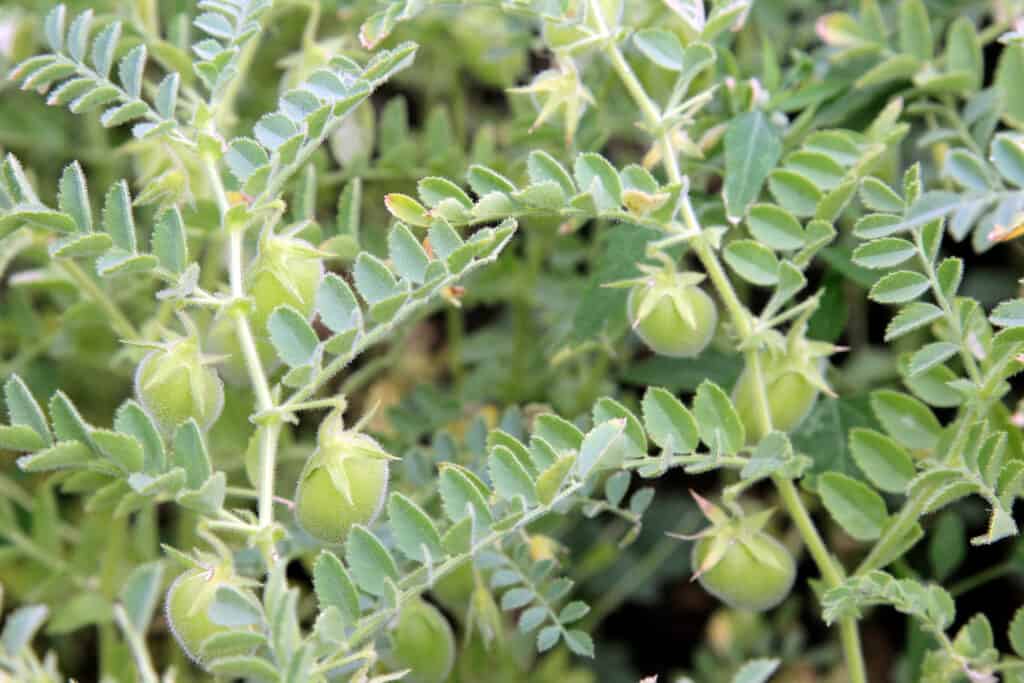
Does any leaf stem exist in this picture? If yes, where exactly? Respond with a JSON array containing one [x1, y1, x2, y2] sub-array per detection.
[[58, 259, 141, 342]]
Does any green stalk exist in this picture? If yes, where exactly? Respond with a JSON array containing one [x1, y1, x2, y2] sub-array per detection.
[[204, 157, 280, 530], [588, 4, 867, 679]]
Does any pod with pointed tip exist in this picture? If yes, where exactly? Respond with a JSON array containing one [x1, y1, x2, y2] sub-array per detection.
[[391, 598, 456, 683], [165, 566, 234, 665], [627, 274, 717, 358], [134, 339, 224, 434], [732, 347, 823, 443], [691, 530, 795, 612], [294, 418, 390, 544], [246, 234, 324, 334]]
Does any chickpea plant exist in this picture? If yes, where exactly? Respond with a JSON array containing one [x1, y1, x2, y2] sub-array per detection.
[[1, 0, 1024, 682]]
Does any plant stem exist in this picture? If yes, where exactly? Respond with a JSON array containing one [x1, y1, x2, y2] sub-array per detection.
[[114, 605, 160, 683], [59, 259, 141, 342], [591, 9, 867, 680], [204, 157, 281, 530]]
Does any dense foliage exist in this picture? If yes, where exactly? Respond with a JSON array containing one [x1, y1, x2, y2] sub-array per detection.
[[1, 0, 1023, 681]]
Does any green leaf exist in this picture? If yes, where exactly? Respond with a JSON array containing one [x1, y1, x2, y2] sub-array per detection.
[[899, 0, 933, 60], [384, 193, 431, 227], [852, 238, 916, 269], [387, 223, 429, 284], [345, 525, 399, 597], [489, 445, 538, 505], [859, 178, 904, 213], [1, 604, 47, 653], [693, 380, 744, 455], [724, 239, 779, 286], [945, 18, 982, 90], [223, 138, 268, 184], [928, 512, 966, 582], [417, 177, 472, 209], [633, 29, 685, 70], [152, 209, 187, 274], [537, 625, 560, 652], [118, 561, 163, 635], [991, 299, 1024, 328], [991, 134, 1024, 187], [573, 153, 622, 212], [101, 181, 136, 252], [818, 471, 889, 541], [732, 659, 781, 683], [945, 150, 992, 191], [869, 270, 930, 304], [906, 342, 958, 377], [117, 44, 146, 99], [171, 420, 212, 489], [0, 425, 47, 451], [439, 464, 492, 524], [575, 420, 627, 478], [317, 274, 362, 334], [641, 387, 698, 453], [43, 5, 66, 53], [353, 253, 400, 304], [870, 390, 941, 450], [208, 585, 263, 629], [49, 391, 92, 445], [58, 162, 92, 233], [387, 492, 444, 563], [528, 150, 575, 197], [17, 441, 93, 472], [467, 165, 517, 196], [114, 400, 165, 474], [267, 305, 319, 367], [1010, 606, 1024, 657], [746, 204, 804, 251], [723, 111, 782, 223], [313, 551, 360, 624], [935, 257, 962, 300], [564, 629, 594, 657], [768, 169, 821, 216], [4, 375, 51, 446], [885, 302, 943, 341], [207, 655, 279, 681], [154, 73, 179, 119], [849, 428, 915, 493]]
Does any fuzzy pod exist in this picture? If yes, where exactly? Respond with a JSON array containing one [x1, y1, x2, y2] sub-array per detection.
[[245, 234, 324, 335], [691, 531, 796, 612], [165, 567, 234, 666], [733, 348, 824, 443], [391, 598, 456, 683], [627, 276, 718, 358], [134, 339, 224, 434], [294, 424, 390, 544]]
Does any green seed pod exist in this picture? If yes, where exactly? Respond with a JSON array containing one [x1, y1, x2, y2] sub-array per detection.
[[245, 232, 324, 334], [733, 330, 839, 443], [294, 412, 390, 544], [627, 271, 718, 358], [691, 531, 796, 612], [391, 598, 456, 683], [165, 565, 235, 665], [684, 493, 796, 613], [134, 337, 224, 434]]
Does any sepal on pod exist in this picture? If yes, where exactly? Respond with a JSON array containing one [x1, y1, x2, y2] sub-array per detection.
[[293, 409, 392, 544], [134, 329, 225, 435], [165, 560, 256, 668], [620, 263, 718, 358], [670, 492, 796, 612], [245, 228, 325, 334]]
